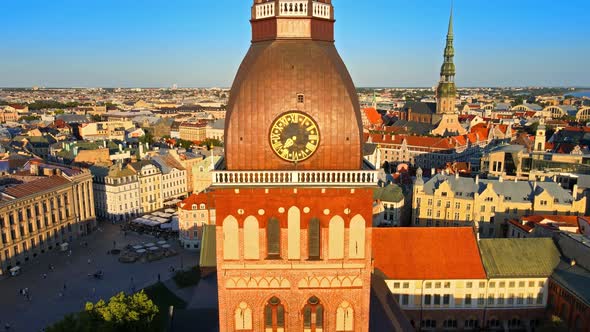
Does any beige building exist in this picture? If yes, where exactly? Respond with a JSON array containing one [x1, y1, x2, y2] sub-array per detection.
[[167, 149, 204, 194], [374, 228, 558, 331], [79, 121, 135, 141], [179, 122, 207, 142], [177, 192, 215, 250], [0, 163, 96, 276], [192, 155, 222, 193], [128, 161, 162, 213], [412, 169, 586, 238]]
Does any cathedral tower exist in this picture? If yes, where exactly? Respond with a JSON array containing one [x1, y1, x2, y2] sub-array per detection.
[[215, 1, 375, 331], [436, 6, 457, 115]]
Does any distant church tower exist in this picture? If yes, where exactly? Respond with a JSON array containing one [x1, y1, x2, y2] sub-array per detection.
[[436, 6, 457, 115], [431, 5, 466, 136], [534, 118, 546, 152]]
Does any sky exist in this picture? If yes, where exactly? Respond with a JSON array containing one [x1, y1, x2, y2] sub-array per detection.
[[1, 0, 589, 88]]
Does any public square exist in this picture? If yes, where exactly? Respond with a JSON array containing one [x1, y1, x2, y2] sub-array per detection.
[[0, 222, 199, 331]]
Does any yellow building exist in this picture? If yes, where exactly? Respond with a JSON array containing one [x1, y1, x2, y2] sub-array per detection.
[[179, 122, 207, 142], [412, 169, 586, 238], [0, 163, 96, 276], [128, 161, 163, 213]]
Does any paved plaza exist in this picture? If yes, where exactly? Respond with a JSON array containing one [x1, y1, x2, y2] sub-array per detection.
[[0, 222, 199, 331]]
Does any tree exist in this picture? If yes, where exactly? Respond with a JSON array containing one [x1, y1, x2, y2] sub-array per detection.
[[54, 109, 65, 115], [139, 131, 154, 145], [90, 114, 102, 122], [538, 315, 568, 332], [199, 138, 223, 148], [19, 115, 41, 122], [47, 291, 159, 332]]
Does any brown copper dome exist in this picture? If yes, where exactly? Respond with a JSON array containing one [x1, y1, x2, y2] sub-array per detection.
[[224, 39, 363, 171]]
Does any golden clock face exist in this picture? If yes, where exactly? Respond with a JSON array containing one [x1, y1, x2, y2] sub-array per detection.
[[269, 112, 320, 162]]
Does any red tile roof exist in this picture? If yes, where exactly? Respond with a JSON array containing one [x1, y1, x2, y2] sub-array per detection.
[[2, 176, 71, 199], [373, 227, 486, 280], [363, 107, 382, 125], [178, 192, 215, 210]]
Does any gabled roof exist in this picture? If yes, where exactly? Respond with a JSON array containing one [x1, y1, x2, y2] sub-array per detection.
[[373, 227, 486, 280], [478, 238, 560, 278]]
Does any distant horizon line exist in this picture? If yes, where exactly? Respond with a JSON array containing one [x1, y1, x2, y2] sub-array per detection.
[[1, 86, 590, 90]]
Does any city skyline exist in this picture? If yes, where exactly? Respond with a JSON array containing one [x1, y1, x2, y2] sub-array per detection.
[[1, 0, 590, 88]]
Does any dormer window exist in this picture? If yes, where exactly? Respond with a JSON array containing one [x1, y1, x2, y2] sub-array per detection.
[[200, 204, 206, 210], [192, 204, 197, 210], [297, 94, 305, 103]]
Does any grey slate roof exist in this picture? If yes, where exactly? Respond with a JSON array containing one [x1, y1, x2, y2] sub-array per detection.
[[402, 101, 437, 115], [422, 174, 574, 204], [551, 261, 590, 306], [390, 120, 434, 135]]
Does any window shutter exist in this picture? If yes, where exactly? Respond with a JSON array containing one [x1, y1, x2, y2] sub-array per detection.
[[277, 305, 285, 327], [264, 306, 273, 328], [308, 218, 320, 259], [267, 218, 280, 257], [316, 306, 324, 327], [303, 306, 312, 328]]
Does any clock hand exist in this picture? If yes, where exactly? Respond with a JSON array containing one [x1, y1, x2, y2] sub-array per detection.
[[283, 136, 297, 149]]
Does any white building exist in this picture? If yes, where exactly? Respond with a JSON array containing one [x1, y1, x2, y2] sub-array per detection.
[[91, 164, 141, 222], [152, 155, 188, 201]]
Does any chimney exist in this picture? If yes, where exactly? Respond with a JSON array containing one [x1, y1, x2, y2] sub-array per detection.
[[499, 176, 503, 183], [571, 259, 576, 267], [431, 168, 436, 176], [55, 169, 62, 176], [572, 184, 579, 199], [455, 172, 459, 179], [475, 175, 480, 185], [30, 162, 39, 176]]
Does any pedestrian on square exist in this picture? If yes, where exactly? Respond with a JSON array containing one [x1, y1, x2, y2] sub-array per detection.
[[158, 273, 161, 282], [63, 283, 67, 291], [5, 322, 11, 331], [87, 258, 91, 264], [42, 273, 47, 279]]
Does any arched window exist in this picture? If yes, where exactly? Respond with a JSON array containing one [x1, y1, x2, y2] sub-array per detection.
[[200, 203, 206, 210], [308, 218, 321, 260], [265, 297, 285, 332], [349, 215, 365, 259], [267, 218, 281, 259], [336, 301, 353, 331], [235, 302, 252, 330], [328, 216, 344, 259], [223, 216, 239, 260], [287, 207, 300, 259], [244, 216, 260, 260], [303, 296, 323, 332]]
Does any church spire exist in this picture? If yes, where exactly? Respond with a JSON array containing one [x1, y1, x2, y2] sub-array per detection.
[[436, 2, 457, 114]]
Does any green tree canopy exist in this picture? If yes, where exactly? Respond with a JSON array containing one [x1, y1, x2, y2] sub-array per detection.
[[47, 291, 159, 332]]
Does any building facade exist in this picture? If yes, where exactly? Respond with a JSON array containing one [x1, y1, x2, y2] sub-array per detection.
[[214, 1, 375, 331], [0, 163, 96, 275], [129, 161, 162, 213], [178, 193, 215, 250], [91, 164, 141, 222], [152, 155, 188, 201], [412, 171, 587, 238], [373, 228, 560, 331], [179, 122, 207, 142]]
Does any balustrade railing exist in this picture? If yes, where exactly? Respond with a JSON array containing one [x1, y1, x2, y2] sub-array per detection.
[[212, 170, 378, 187], [253, 1, 331, 20]]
